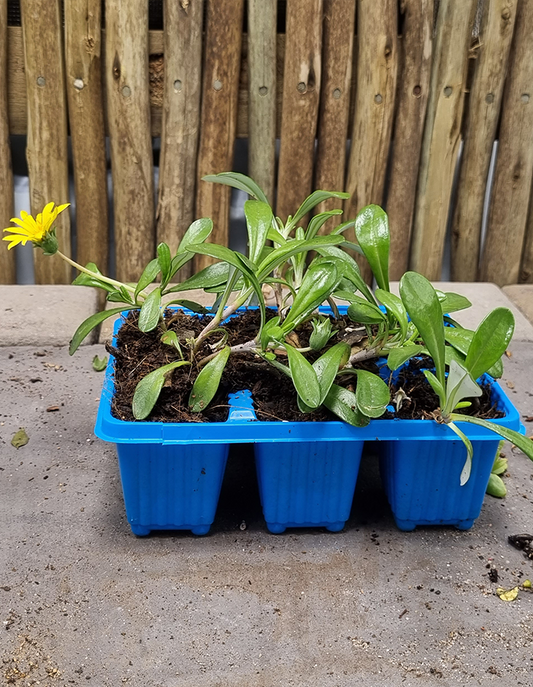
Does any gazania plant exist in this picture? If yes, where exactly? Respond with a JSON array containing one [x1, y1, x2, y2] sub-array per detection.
[[4, 173, 533, 485]]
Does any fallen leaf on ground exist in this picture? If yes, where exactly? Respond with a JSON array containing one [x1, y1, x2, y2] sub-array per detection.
[[524, 416, 533, 422], [506, 380, 515, 389], [523, 580, 531, 589], [92, 355, 108, 372], [496, 586, 519, 601], [46, 406, 60, 412], [505, 350, 512, 358], [11, 428, 29, 448]]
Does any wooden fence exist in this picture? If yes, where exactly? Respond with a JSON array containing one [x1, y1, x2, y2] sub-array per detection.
[[1, 0, 532, 286]]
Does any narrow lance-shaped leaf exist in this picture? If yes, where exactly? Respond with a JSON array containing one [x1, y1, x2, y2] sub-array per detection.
[[347, 297, 386, 325], [281, 262, 339, 333], [447, 421, 474, 486], [157, 242, 172, 286], [290, 190, 350, 229], [354, 205, 390, 292], [297, 342, 350, 410], [133, 361, 191, 420], [444, 326, 503, 379], [316, 244, 374, 303], [443, 359, 482, 416], [72, 262, 116, 293], [166, 262, 230, 294], [176, 217, 214, 255], [202, 172, 269, 204], [135, 258, 160, 301], [256, 234, 344, 281], [449, 415, 533, 462], [305, 209, 343, 241], [436, 291, 472, 314], [189, 347, 231, 412], [244, 200, 273, 265], [138, 287, 162, 332], [465, 308, 515, 381], [400, 272, 446, 392], [375, 288, 408, 341], [285, 345, 321, 409], [69, 307, 136, 355]]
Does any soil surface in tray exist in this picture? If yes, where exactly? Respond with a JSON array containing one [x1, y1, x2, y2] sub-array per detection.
[[107, 310, 503, 424]]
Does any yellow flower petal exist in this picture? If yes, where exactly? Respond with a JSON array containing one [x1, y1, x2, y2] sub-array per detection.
[[3, 202, 70, 251], [2, 234, 27, 249]]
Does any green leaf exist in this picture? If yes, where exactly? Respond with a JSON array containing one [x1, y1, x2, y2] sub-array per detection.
[[106, 288, 134, 304], [400, 272, 446, 391], [355, 370, 390, 418], [138, 287, 162, 332], [176, 218, 214, 255], [260, 316, 281, 350], [450, 413, 533, 462], [267, 226, 287, 245], [72, 263, 116, 293], [312, 342, 350, 404], [423, 370, 445, 403], [256, 235, 344, 281], [281, 261, 339, 333], [285, 345, 321, 408], [436, 291, 472, 314], [465, 308, 515, 381], [92, 354, 107, 371], [316, 245, 374, 302], [386, 345, 424, 371], [492, 456, 508, 475], [157, 242, 172, 284], [166, 262, 230, 293], [244, 200, 273, 265], [375, 288, 408, 341], [347, 297, 386, 324], [202, 172, 269, 203], [133, 360, 191, 419], [447, 421, 474, 486], [323, 384, 370, 427], [69, 307, 135, 355], [135, 258, 160, 301], [11, 427, 29, 449], [305, 210, 343, 241], [486, 473, 507, 498], [290, 190, 350, 228], [444, 326, 503, 378], [331, 219, 356, 235], [189, 347, 231, 412], [163, 299, 210, 314], [354, 205, 390, 292]]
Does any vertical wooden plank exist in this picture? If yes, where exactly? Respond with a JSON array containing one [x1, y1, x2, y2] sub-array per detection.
[[65, 0, 108, 272], [480, 0, 533, 286], [157, 0, 203, 274], [314, 0, 356, 223], [344, 0, 398, 282], [21, 0, 70, 284], [277, 0, 323, 223], [451, 0, 516, 282], [0, 0, 15, 283], [410, 0, 476, 280], [386, 0, 433, 281], [520, 179, 533, 283], [195, 0, 244, 271], [105, 0, 154, 282], [247, 0, 277, 206]]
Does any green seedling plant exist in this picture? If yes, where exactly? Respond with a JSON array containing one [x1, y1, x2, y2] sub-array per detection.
[[397, 271, 533, 484]]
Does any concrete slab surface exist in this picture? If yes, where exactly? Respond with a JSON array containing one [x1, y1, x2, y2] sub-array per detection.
[[0, 286, 99, 347], [502, 285, 533, 327], [1, 340, 533, 686]]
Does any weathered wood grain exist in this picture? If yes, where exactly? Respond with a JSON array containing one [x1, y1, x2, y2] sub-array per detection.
[[314, 0, 355, 224], [105, 0, 154, 282], [520, 178, 533, 283], [156, 0, 203, 277], [247, 0, 277, 206], [480, 0, 533, 286], [65, 0, 108, 272], [344, 0, 398, 282], [276, 0, 323, 224], [0, 0, 15, 283], [195, 0, 244, 271], [386, 0, 433, 281], [451, 0, 516, 281], [21, 0, 71, 284], [410, 0, 477, 280]]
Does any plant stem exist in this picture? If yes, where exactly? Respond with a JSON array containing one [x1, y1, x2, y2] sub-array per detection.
[[198, 338, 259, 367], [56, 250, 136, 294]]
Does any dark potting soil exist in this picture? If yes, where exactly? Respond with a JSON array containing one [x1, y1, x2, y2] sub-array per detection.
[[107, 310, 503, 424]]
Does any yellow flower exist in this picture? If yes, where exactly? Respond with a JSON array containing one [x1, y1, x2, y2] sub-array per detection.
[[3, 202, 70, 250]]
